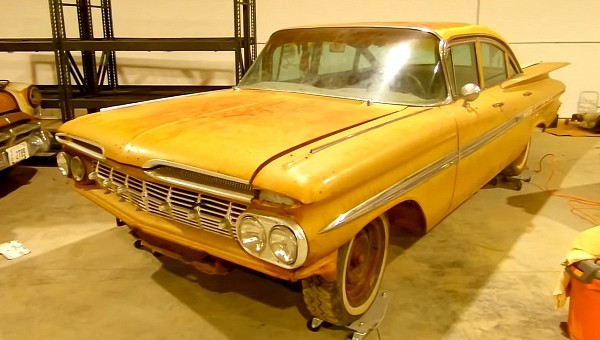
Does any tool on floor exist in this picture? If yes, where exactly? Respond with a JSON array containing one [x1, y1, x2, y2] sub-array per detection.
[[570, 91, 600, 131], [0, 240, 31, 260], [307, 290, 390, 340]]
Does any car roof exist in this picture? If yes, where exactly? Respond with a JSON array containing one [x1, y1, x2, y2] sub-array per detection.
[[279, 22, 504, 42]]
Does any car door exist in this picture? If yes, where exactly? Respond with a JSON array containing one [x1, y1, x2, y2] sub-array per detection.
[[448, 38, 532, 209]]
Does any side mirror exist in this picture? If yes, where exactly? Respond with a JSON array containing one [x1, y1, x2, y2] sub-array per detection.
[[461, 83, 481, 105]]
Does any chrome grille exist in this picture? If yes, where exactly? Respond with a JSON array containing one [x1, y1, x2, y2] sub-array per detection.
[[0, 121, 40, 149], [95, 162, 247, 238]]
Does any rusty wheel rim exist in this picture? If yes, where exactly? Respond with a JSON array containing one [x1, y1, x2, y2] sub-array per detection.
[[344, 219, 386, 308]]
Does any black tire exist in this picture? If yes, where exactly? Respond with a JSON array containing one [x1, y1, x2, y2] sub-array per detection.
[[302, 215, 389, 326], [502, 140, 531, 177]]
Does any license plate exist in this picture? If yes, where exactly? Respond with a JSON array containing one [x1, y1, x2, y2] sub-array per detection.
[[6, 142, 30, 165]]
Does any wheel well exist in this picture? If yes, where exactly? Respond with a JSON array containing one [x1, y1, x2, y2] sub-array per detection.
[[386, 200, 426, 235]]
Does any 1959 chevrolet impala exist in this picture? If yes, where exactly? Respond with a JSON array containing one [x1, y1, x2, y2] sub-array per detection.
[[56, 22, 566, 326]]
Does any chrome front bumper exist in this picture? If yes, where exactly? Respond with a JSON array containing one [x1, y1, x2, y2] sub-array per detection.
[[0, 122, 52, 170]]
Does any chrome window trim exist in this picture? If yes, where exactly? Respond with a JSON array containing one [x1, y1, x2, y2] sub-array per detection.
[[444, 35, 523, 100], [237, 87, 449, 108], [55, 133, 105, 160]]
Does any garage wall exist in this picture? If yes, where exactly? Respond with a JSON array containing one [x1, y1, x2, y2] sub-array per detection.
[[479, 0, 600, 116], [1, 0, 599, 116]]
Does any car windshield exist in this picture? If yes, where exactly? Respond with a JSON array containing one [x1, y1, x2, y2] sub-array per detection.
[[239, 27, 447, 106]]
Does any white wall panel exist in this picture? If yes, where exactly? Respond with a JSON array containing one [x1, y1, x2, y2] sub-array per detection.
[[479, 0, 600, 43], [0, 0, 597, 116], [110, 1, 235, 37], [257, 0, 477, 42], [0, 1, 51, 37]]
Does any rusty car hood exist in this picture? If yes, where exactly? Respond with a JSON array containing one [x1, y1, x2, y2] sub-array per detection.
[[59, 89, 406, 181]]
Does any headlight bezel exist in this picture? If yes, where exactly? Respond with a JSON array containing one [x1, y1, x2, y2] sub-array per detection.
[[236, 210, 307, 269]]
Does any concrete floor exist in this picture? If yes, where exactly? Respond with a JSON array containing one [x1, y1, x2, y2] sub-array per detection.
[[1, 131, 599, 340]]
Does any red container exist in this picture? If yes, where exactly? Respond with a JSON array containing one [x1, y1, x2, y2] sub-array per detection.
[[567, 260, 600, 340]]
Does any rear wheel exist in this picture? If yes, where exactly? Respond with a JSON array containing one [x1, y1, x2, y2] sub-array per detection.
[[302, 215, 389, 326]]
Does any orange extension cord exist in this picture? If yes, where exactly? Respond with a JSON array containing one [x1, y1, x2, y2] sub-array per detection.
[[530, 153, 600, 225]]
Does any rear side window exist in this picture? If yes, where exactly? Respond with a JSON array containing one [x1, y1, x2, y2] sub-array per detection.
[[481, 42, 508, 88]]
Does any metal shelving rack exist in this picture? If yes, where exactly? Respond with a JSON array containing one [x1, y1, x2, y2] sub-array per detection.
[[0, 0, 257, 122]]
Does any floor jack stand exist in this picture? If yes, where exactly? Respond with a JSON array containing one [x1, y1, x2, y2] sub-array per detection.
[[488, 169, 531, 191], [308, 291, 390, 340]]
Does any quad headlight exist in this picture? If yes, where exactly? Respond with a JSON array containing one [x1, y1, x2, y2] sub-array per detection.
[[236, 210, 307, 269], [70, 156, 85, 181], [269, 226, 297, 265], [56, 152, 71, 176], [56, 152, 86, 181], [238, 216, 267, 255]]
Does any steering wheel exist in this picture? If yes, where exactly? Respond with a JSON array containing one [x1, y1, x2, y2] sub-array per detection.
[[395, 73, 427, 98]]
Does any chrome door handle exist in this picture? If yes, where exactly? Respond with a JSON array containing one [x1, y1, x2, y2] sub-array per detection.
[[492, 102, 504, 108]]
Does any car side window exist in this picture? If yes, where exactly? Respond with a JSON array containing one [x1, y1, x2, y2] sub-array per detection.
[[481, 42, 508, 88], [507, 59, 519, 78], [450, 43, 479, 93]]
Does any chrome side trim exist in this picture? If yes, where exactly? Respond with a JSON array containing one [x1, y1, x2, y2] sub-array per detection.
[[310, 108, 429, 154], [55, 133, 105, 160], [459, 108, 530, 160], [320, 152, 458, 233], [321, 106, 533, 233]]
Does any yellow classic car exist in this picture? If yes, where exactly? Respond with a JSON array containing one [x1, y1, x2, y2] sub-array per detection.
[[0, 80, 51, 171], [55, 22, 566, 326]]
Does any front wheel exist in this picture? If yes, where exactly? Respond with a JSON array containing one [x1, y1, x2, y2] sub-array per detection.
[[302, 215, 389, 326]]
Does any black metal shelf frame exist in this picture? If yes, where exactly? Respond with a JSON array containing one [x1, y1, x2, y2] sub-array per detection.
[[0, 0, 257, 121]]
